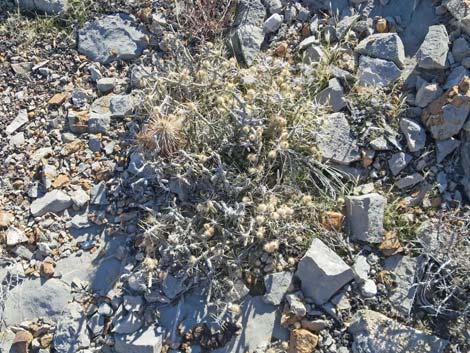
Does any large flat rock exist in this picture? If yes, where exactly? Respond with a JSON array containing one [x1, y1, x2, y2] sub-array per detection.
[[349, 309, 448, 353]]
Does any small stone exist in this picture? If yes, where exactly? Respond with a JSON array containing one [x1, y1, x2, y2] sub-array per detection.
[[360, 279, 377, 298], [395, 173, 424, 189], [358, 56, 401, 87], [110, 95, 134, 117], [304, 45, 324, 64], [264, 13, 283, 33], [6, 227, 29, 246], [353, 255, 370, 282], [453, 37, 470, 62], [11, 62, 32, 75], [40, 261, 55, 278], [315, 78, 346, 112], [376, 18, 387, 33], [265, 0, 282, 14], [436, 138, 460, 163], [415, 83, 443, 108], [400, 118, 426, 152], [89, 65, 103, 81], [90, 182, 108, 205], [96, 77, 115, 93], [6, 110, 29, 135], [88, 113, 110, 134], [10, 132, 25, 147], [416, 25, 449, 69], [16, 0, 68, 15], [443, 66, 468, 89], [355, 33, 405, 68], [263, 271, 293, 305], [388, 152, 412, 176], [296, 238, 354, 305], [30, 190, 72, 216], [286, 292, 307, 317], [0, 211, 13, 228], [288, 329, 318, 353], [48, 93, 68, 106], [70, 187, 90, 208], [300, 319, 328, 332], [346, 193, 386, 243]]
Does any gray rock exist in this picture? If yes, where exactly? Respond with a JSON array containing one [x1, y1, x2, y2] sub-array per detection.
[[416, 25, 449, 70], [395, 173, 424, 189], [384, 255, 418, 315], [96, 77, 115, 93], [130, 65, 151, 88], [264, 13, 283, 33], [162, 274, 185, 299], [444, 66, 468, 89], [90, 181, 108, 205], [436, 138, 460, 163], [358, 56, 401, 87], [3, 278, 72, 326], [295, 238, 354, 305], [346, 193, 386, 243], [70, 187, 90, 208], [113, 312, 143, 334], [415, 83, 443, 108], [265, 0, 282, 14], [110, 95, 134, 117], [78, 13, 149, 64], [213, 296, 286, 353], [355, 33, 405, 68], [388, 152, 412, 176], [229, 0, 266, 67], [314, 113, 361, 165], [16, 0, 68, 15], [353, 255, 370, 282], [115, 326, 163, 353], [304, 45, 324, 64], [428, 101, 470, 140], [315, 78, 347, 112], [286, 292, 307, 317], [88, 112, 110, 134], [53, 302, 90, 353], [6, 109, 28, 135], [452, 37, 470, 62], [400, 118, 426, 152], [263, 271, 293, 305], [370, 136, 392, 151], [349, 310, 448, 353], [30, 189, 72, 216], [89, 65, 103, 81]]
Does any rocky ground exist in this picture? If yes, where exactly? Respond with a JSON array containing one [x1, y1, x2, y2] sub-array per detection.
[[1, 0, 470, 353]]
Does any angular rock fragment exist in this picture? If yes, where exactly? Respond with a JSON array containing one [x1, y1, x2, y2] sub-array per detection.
[[295, 238, 354, 305], [384, 255, 418, 315], [314, 113, 360, 165], [355, 33, 405, 68], [415, 83, 443, 108], [288, 329, 318, 353], [263, 271, 293, 306], [400, 118, 426, 152], [315, 78, 346, 112], [416, 25, 449, 69], [346, 193, 385, 243], [5, 110, 28, 135], [436, 138, 460, 163], [350, 310, 448, 353], [30, 190, 72, 217], [229, 0, 266, 67], [16, 0, 68, 15], [395, 173, 424, 189], [388, 152, 412, 176], [78, 13, 149, 64], [358, 56, 401, 87]]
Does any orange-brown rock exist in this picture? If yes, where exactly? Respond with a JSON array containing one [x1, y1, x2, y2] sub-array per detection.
[[288, 329, 318, 353]]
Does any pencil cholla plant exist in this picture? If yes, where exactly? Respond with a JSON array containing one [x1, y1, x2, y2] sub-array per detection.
[[133, 39, 349, 310]]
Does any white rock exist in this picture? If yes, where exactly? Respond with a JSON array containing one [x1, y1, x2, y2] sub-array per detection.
[[6, 227, 28, 246], [416, 25, 449, 69], [360, 279, 377, 298], [30, 190, 72, 217], [264, 13, 283, 33], [400, 118, 426, 152], [5, 109, 28, 135], [415, 83, 443, 108]]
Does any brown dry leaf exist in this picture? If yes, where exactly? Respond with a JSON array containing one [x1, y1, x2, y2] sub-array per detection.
[[48, 92, 68, 106], [52, 174, 70, 188], [378, 231, 404, 257], [321, 211, 345, 231]]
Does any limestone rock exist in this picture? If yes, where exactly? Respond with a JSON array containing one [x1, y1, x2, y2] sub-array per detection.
[[78, 13, 149, 64], [355, 33, 405, 68], [314, 113, 360, 165], [349, 310, 448, 353], [400, 118, 426, 152], [53, 303, 90, 353], [30, 190, 72, 217], [295, 238, 354, 305], [416, 25, 449, 69], [115, 326, 162, 353], [346, 193, 386, 243], [263, 271, 293, 305], [315, 78, 347, 112], [16, 0, 68, 15], [358, 56, 401, 87]]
